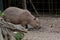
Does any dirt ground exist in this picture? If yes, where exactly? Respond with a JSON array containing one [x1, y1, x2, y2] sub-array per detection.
[[22, 17, 60, 40], [23, 31, 60, 40]]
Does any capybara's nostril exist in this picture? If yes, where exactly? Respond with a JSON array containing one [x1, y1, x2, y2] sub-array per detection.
[[35, 26, 41, 29], [38, 27, 41, 29]]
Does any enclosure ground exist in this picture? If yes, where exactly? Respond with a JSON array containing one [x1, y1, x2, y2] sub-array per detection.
[[23, 17, 60, 40], [23, 31, 60, 40]]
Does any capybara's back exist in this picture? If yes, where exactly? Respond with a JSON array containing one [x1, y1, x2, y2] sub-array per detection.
[[3, 7, 35, 24]]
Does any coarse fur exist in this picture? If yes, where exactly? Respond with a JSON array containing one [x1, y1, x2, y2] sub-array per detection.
[[3, 7, 40, 29]]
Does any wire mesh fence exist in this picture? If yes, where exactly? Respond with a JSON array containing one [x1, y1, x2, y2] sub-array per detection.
[[3, 0, 60, 17]]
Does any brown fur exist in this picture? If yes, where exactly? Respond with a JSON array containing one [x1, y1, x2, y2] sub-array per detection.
[[3, 7, 40, 29]]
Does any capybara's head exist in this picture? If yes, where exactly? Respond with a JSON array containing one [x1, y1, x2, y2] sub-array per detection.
[[29, 17, 40, 29]]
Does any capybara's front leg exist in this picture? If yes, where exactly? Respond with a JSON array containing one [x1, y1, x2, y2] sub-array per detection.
[[25, 25, 28, 29], [21, 24, 28, 29]]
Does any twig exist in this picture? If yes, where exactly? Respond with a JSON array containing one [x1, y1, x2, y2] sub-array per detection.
[[29, 0, 39, 15]]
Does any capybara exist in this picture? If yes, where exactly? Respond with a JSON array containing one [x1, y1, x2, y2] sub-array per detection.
[[3, 7, 40, 29]]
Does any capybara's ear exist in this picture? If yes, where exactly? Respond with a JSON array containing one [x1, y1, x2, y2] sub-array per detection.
[[33, 17, 36, 20]]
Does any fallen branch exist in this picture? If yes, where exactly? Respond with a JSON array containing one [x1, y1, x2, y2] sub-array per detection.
[[0, 17, 27, 40]]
